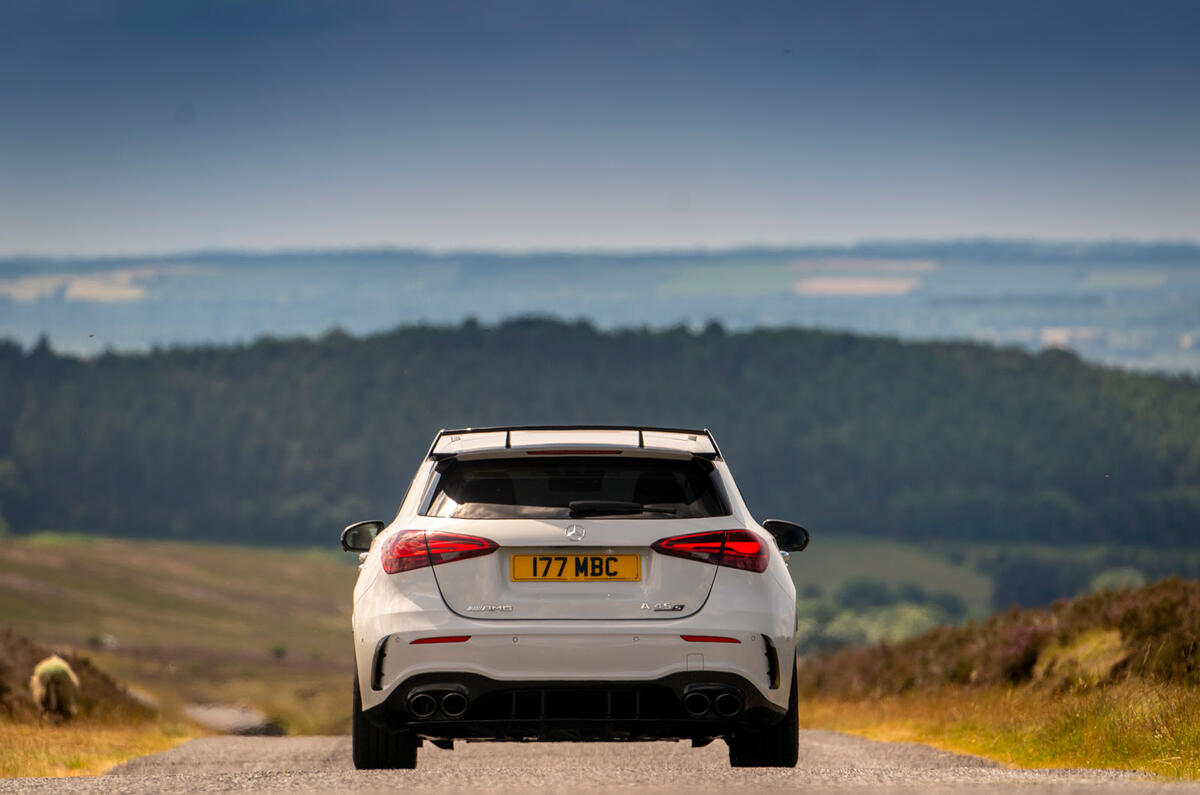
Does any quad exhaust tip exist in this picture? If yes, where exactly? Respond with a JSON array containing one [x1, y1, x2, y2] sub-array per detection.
[[407, 692, 438, 719], [408, 689, 469, 720], [683, 691, 711, 717], [683, 688, 743, 718], [713, 692, 743, 718], [441, 691, 469, 718]]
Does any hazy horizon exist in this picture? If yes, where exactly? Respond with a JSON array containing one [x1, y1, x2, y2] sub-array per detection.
[[4, 236, 1200, 263], [2, 240, 1198, 374]]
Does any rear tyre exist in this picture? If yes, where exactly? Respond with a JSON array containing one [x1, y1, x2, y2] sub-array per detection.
[[727, 657, 799, 768], [352, 673, 418, 770]]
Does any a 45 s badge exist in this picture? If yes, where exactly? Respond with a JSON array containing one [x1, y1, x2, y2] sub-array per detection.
[[640, 602, 685, 612]]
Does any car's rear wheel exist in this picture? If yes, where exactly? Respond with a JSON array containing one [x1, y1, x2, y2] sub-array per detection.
[[726, 658, 799, 768], [352, 673, 418, 769]]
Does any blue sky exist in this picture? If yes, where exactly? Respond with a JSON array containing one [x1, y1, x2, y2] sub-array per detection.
[[1, 0, 1197, 255]]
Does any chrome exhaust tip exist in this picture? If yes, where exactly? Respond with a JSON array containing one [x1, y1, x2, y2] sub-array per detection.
[[714, 692, 743, 718], [683, 691, 711, 717], [440, 691, 469, 719], [407, 692, 438, 719]]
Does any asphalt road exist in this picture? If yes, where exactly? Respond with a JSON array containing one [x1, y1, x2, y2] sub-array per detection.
[[4, 732, 1199, 794]]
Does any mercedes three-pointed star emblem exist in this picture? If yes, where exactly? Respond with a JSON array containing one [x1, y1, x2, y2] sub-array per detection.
[[564, 524, 586, 542]]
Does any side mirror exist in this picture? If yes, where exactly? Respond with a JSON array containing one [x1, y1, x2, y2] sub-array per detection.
[[762, 519, 810, 552], [340, 520, 386, 552]]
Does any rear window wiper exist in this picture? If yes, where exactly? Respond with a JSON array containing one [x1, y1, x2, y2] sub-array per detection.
[[568, 500, 677, 518]]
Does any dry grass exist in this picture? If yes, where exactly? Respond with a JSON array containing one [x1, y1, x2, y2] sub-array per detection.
[[800, 681, 1200, 779], [798, 578, 1200, 697], [794, 578, 1200, 778], [0, 720, 196, 778]]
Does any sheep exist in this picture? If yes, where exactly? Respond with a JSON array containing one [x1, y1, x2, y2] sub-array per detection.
[[29, 654, 80, 722]]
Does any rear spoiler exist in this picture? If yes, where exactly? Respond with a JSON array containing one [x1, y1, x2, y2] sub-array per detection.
[[427, 425, 722, 460]]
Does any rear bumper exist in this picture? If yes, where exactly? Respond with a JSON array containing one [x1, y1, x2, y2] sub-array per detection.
[[362, 670, 788, 742], [359, 623, 788, 710]]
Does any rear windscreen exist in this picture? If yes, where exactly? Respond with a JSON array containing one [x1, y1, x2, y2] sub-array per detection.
[[423, 456, 729, 519]]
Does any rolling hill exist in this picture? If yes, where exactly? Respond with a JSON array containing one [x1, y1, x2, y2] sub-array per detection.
[[1, 318, 1198, 548]]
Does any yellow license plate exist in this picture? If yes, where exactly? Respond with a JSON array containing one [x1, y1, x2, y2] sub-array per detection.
[[510, 554, 641, 582]]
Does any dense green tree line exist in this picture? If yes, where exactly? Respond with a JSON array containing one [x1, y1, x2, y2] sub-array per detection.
[[0, 318, 1197, 547]]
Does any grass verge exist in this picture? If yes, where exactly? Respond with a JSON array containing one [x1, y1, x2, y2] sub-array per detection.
[[0, 720, 197, 778], [800, 681, 1200, 779], [90, 650, 351, 736]]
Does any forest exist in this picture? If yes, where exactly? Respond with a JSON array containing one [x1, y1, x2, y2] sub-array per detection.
[[0, 318, 1198, 547]]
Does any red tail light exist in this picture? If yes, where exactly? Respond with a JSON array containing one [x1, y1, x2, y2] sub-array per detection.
[[381, 530, 498, 574], [426, 531, 500, 565], [380, 530, 429, 574], [718, 530, 770, 572], [651, 530, 726, 565], [651, 529, 769, 573]]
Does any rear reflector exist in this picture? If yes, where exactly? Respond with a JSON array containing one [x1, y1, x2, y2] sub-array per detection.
[[409, 636, 472, 645], [681, 635, 741, 644], [651, 529, 769, 573]]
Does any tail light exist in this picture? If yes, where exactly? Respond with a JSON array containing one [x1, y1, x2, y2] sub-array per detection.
[[381, 530, 498, 574], [651, 529, 769, 573], [426, 531, 500, 565], [718, 530, 770, 572], [650, 530, 725, 566]]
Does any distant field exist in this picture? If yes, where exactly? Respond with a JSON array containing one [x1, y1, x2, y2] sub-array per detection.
[[788, 534, 992, 615], [0, 533, 356, 659], [0, 533, 358, 734]]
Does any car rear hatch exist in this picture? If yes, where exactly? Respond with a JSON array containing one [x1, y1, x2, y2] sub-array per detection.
[[417, 444, 732, 621], [427, 517, 730, 620]]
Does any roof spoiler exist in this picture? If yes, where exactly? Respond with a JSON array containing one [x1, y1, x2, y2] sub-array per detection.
[[426, 425, 723, 460]]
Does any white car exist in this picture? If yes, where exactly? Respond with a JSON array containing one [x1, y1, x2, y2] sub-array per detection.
[[341, 426, 809, 769]]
